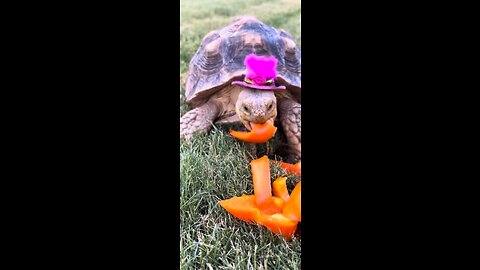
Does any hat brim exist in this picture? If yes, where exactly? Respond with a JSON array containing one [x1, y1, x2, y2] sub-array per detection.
[[231, 81, 286, 90]]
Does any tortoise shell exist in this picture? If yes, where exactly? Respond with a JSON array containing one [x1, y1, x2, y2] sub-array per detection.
[[185, 16, 301, 108]]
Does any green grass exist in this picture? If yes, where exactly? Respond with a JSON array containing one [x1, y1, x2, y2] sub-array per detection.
[[180, 0, 301, 269]]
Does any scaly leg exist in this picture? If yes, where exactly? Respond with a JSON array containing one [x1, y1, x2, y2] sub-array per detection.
[[180, 101, 219, 140], [278, 99, 301, 163]]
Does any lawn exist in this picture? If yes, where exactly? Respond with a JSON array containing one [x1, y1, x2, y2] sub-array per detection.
[[180, 0, 301, 269]]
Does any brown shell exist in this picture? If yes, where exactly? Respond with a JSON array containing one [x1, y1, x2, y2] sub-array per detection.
[[185, 16, 301, 107]]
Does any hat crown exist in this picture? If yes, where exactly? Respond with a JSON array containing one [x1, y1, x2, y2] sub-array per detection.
[[244, 54, 278, 84], [230, 53, 286, 90]]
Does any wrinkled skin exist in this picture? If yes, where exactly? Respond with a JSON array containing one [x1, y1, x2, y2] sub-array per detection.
[[235, 89, 277, 131], [180, 87, 301, 163]]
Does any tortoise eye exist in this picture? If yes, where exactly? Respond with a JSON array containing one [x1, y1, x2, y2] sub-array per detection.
[[265, 79, 273, 85]]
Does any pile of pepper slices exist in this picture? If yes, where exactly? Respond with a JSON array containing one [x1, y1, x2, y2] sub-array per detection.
[[220, 121, 301, 240]]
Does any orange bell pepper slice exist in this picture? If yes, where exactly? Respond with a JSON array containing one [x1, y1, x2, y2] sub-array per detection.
[[220, 195, 295, 240], [272, 177, 290, 202], [219, 194, 285, 221], [250, 155, 272, 206], [229, 121, 277, 143], [282, 182, 301, 222], [219, 155, 301, 240], [275, 160, 301, 177], [218, 194, 262, 223], [258, 213, 297, 240]]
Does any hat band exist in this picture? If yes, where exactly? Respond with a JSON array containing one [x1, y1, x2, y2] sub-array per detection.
[[244, 77, 274, 86]]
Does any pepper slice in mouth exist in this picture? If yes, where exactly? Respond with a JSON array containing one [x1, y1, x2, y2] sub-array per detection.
[[229, 120, 277, 143]]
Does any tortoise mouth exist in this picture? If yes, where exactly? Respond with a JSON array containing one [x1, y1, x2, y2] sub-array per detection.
[[241, 118, 274, 131]]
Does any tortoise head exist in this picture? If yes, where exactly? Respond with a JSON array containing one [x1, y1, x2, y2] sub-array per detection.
[[235, 88, 277, 131]]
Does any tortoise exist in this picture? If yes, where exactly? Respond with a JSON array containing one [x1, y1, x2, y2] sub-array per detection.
[[180, 16, 301, 163]]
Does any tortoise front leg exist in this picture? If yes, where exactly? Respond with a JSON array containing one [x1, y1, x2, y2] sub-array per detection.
[[278, 98, 301, 163], [180, 101, 220, 141]]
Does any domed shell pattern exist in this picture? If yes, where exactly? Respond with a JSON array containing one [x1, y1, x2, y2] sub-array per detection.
[[185, 16, 301, 107]]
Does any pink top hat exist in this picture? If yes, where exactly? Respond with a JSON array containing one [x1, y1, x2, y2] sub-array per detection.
[[231, 54, 286, 90]]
